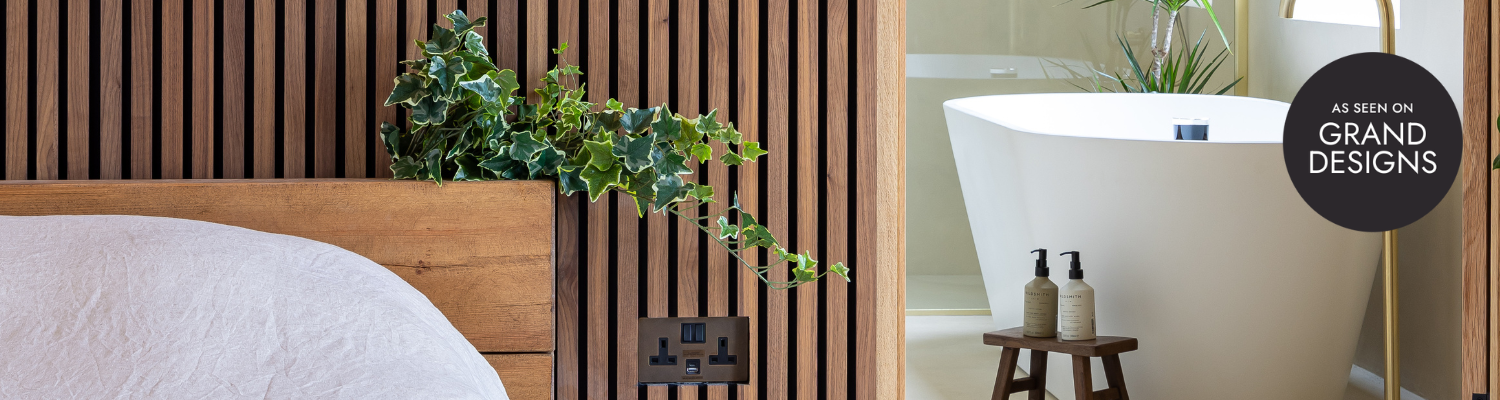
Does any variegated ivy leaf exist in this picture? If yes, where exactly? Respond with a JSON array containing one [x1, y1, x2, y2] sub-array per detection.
[[459, 74, 505, 103], [583, 140, 615, 170], [391, 156, 422, 179], [448, 10, 487, 36], [385, 74, 429, 106], [581, 163, 623, 202], [620, 107, 655, 134], [654, 153, 693, 178], [674, 115, 705, 149], [716, 216, 739, 239], [689, 143, 712, 163], [687, 184, 714, 203], [425, 25, 462, 55], [742, 223, 779, 249], [722, 122, 743, 144], [696, 109, 723, 135], [719, 152, 744, 166], [528, 148, 566, 176], [380, 123, 402, 158], [509, 131, 548, 161], [606, 98, 625, 112], [615, 135, 656, 173], [453, 154, 483, 181], [410, 96, 450, 125], [558, 168, 588, 195], [652, 175, 688, 212], [494, 70, 520, 98], [829, 262, 850, 281], [793, 252, 819, 282], [651, 108, 683, 142], [424, 148, 445, 184]]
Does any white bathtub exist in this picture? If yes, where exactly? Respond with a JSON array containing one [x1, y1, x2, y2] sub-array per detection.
[[944, 93, 1382, 399]]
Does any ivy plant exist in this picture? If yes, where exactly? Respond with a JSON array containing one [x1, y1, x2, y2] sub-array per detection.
[[380, 10, 848, 289]]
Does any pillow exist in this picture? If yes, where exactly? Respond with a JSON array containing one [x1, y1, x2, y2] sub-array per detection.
[[0, 215, 508, 399]]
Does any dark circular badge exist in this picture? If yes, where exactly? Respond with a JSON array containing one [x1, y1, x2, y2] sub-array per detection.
[[1283, 52, 1461, 232]]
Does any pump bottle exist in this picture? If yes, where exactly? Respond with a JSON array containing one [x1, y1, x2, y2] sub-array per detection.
[[1022, 249, 1058, 338], [1058, 251, 1096, 341]]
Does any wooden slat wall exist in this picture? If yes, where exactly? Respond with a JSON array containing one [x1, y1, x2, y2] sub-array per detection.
[[1466, 0, 1492, 395], [0, 1, 906, 399]]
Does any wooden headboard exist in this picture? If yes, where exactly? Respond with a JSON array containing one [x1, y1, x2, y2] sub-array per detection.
[[0, 179, 555, 400]]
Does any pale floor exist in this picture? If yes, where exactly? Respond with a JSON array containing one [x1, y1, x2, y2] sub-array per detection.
[[905, 274, 1411, 400]]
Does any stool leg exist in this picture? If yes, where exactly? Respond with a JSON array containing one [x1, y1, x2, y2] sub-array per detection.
[[992, 347, 1021, 400], [1028, 351, 1048, 400], [1101, 355, 1130, 400], [1072, 355, 1093, 400]]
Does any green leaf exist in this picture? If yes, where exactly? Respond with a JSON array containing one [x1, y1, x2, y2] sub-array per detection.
[[391, 156, 422, 179], [606, 99, 625, 112], [553, 43, 569, 55], [410, 96, 451, 125], [719, 152, 744, 166], [741, 223, 779, 248], [687, 184, 714, 203], [510, 131, 548, 161], [453, 154, 483, 181], [620, 107, 656, 134], [653, 175, 687, 212], [528, 147, 566, 177], [740, 141, 768, 161], [689, 143, 712, 164], [829, 262, 850, 282], [385, 74, 430, 106], [459, 50, 497, 78], [558, 168, 588, 195], [459, 74, 505, 103], [581, 163, 624, 202], [721, 122, 743, 144], [716, 216, 739, 239], [380, 122, 402, 158], [615, 135, 657, 173], [424, 148, 445, 184], [793, 252, 819, 282], [594, 111, 623, 133], [654, 152, 693, 178], [674, 117, 705, 149], [651, 110, 683, 142], [696, 109, 723, 135], [447, 10, 488, 34], [426, 25, 461, 54], [584, 140, 616, 170], [494, 70, 521, 98]]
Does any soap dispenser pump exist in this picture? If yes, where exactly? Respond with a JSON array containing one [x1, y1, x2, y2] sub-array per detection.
[[1058, 251, 1096, 341], [1022, 249, 1058, 338]]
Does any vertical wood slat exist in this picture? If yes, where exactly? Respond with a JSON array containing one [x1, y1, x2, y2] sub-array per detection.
[[794, 0, 821, 398], [99, 0, 123, 179], [191, 0, 214, 179], [466, 0, 487, 42], [560, 192, 585, 400], [160, 0, 182, 179], [1463, 0, 1491, 394], [344, 0, 366, 178], [736, 0, 761, 398], [284, 0, 306, 178], [436, 0, 456, 25], [313, 0, 336, 178], [704, 3, 730, 400], [372, 0, 396, 178], [405, 0, 426, 141], [496, 0, 519, 71], [129, 0, 151, 179], [35, 0, 58, 180], [824, 0, 851, 397], [614, 1, 642, 399], [252, 0, 275, 178], [766, 0, 791, 397], [221, 0, 245, 179], [67, 0, 89, 179], [855, 0, 877, 397], [7, 0, 28, 180], [675, 3, 701, 400], [525, 0, 546, 101], [646, 1, 670, 399]]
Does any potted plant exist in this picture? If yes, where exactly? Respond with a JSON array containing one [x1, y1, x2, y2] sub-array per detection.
[[378, 10, 847, 289]]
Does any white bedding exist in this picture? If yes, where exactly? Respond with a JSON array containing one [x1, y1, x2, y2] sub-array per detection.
[[0, 215, 509, 399]]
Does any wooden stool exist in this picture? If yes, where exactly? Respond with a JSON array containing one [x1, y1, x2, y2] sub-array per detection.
[[983, 327, 1138, 400]]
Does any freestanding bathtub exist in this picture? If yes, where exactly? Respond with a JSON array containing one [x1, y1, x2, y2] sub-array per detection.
[[944, 93, 1383, 399]]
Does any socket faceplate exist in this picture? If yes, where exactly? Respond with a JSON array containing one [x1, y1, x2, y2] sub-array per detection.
[[638, 317, 749, 384]]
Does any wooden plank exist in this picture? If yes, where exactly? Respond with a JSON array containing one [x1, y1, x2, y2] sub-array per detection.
[[614, 2, 641, 399], [557, 193, 583, 400], [160, 0, 183, 179], [0, 179, 556, 353], [436, 0, 457, 25], [221, 0, 246, 179], [496, 0, 519, 71], [794, 0, 820, 398], [99, 0, 123, 179], [525, 0, 546, 101], [344, 0, 367, 178], [735, 0, 760, 398], [403, 0, 425, 168], [252, 0, 275, 178], [313, 0, 336, 178], [647, 0, 670, 398], [1465, 0, 1492, 394], [824, 0, 851, 397], [465, 0, 488, 40], [284, 0, 306, 178], [675, 2, 701, 400], [766, 0, 790, 397], [373, 0, 396, 178], [67, 0, 90, 179], [558, 0, 577, 65], [879, 1, 907, 396], [191, 0, 215, 179], [484, 353, 555, 400], [6, 0, 27, 180], [855, 0, 876, 397], [129, 0, 152, 179], [36, 0, 59, 180], [705, 2, 730, 400]]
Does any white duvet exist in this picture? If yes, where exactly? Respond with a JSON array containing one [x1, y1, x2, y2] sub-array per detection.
[[0, 215, 508, 399]]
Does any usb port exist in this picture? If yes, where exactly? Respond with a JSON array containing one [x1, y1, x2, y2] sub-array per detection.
[[685, 359, 701, 375]]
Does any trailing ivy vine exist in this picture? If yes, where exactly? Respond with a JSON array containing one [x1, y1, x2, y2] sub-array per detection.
[[379, 10, 848, 289]]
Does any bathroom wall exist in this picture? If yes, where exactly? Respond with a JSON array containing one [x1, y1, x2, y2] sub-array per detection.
[[906, 0, 1231, 278], [1249, 0, 1464, 398]]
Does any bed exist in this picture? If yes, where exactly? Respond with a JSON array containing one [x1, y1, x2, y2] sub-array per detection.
[[0, 179, 555, 399]]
